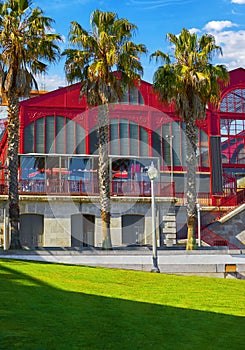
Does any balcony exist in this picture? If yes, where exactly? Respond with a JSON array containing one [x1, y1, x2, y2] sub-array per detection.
[[0, 178, 176, 198]]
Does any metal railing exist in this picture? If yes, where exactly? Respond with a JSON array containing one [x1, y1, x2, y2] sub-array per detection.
[[0, 179, 176, 198], [175, 187, 245, 208], [1, 176, 243, 206]]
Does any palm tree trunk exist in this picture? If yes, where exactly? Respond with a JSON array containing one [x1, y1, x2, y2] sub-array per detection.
[[7, 92, 21, 249], [185, 118, 197, 250], [98, 104, 112, 249]]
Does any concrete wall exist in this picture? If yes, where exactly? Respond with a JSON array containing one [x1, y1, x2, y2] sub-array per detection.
[[0, 195, 176, 248]]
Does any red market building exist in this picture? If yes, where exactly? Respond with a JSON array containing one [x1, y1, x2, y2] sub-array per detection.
[[0, 67, 244, 248]]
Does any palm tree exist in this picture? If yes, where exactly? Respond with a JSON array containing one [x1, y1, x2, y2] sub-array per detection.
[[151, 28, 229, 249], [63, 9, 146, 249], [0, 0, 62, 249]]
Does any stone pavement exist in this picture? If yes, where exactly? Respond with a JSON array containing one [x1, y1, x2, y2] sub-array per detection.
[[0, 247, 245, 278]]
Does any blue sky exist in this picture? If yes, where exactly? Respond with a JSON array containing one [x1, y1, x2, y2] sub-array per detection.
[[32, 0, 245, 90]]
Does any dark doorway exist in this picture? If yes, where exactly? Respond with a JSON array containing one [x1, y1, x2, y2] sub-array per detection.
[[20, 214, 44, 248], [122, 215, 145, 245], [71, 214, 95, 247]]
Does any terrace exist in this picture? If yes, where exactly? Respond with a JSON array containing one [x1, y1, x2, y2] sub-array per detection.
[[0, 175, 175, 198]]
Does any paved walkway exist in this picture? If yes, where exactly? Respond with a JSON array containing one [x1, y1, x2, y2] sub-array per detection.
[[1, 247, 245, 278]]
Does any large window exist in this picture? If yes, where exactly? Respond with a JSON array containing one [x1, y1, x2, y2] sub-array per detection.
[[24, 116, 86, 154], [220, 119, 245, 164], [90, 118, 149, 157], [119, 86, 144, 105], [220, 88, 245, 113], [220, 88, 245, 164], [220, 118, 245, 135], [153, 121, 209, 168], [110, 119, 149, 156]]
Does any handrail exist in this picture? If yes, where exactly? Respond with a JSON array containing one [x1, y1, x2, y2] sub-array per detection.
[[0, 179, 176, 198]]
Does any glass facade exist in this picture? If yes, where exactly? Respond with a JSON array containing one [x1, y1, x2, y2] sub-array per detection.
[[24, 116, 86, 154], [220, 88, 245, 113], [220, 89, 245, 165], [119, 85, 144, 105], [89, 118, 149, 157], [153, 121, 209, 168]]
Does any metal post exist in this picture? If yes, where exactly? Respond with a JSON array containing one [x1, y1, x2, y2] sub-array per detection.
[[196, 202, 201, 247], [166, 135, 174, 194], [148, 162, 160, 273], [3, 207, 8, 250], [151, 179, 160, 272], [170, 135, 174, 185]]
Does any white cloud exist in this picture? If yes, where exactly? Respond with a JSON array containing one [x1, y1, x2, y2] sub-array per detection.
[[211, 30, 245, 69], [35, 74, 67, 91], [128, 0, 192, 10], [188, 27, 201, 34], [204, 20, 238, 32], [201, 21, 245, 70], [231, 0, 245, 4]]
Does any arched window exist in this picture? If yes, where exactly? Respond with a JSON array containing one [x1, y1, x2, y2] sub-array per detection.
[[119, 86, 144, 105], [24, 116, 86, 154], [220, 88, 245, 113], [89, 118, 149, 156], [153, 121, 209, 168], [220, 89, 245, 165], [109, 118, 148, 156]]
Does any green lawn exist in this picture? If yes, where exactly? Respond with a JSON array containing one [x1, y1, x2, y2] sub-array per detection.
[[0, 259, 244, 350]]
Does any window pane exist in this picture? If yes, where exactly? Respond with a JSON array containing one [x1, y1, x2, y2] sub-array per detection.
[[89, 129, 98, 155], [162, 123, 171, 166], [199, 130, 209, 167], [130, 121, 138, 156], [140, 127, 148, 156], [46, 116, 55, 153], [119, 86, 144, 105], [180, 123, 186, 166], [56, 116, 65, 154], [66, 119, 75, 154], [110, 120, 119, 155], [76, 123, 85, 154], [20, 156, 45, 180], [120, 86, 128, 104], [36, 118, 45, 153], [152, 131, 161, 158], [220, 88, 245, 113], [139, 92, 144, 105], [129, 86, 138, 105], [24, 123, 34, 153], [172, 122, 181, 166], [120, 121, 129, 155], [220, 118, 245, 165]]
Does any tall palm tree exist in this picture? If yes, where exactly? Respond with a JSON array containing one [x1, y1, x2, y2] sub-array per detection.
[[151, 28, 229, 249], [0, 0, 62, 249], [63, 9, 146, 249]]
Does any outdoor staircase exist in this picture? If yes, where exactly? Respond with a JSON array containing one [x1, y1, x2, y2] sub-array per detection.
[[201, 227, 238, 249], [162, 210, 177, 247], [201, 203, 245, 249]]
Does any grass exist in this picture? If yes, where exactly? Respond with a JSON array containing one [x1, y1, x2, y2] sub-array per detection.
[[0, 259, 244, 350]]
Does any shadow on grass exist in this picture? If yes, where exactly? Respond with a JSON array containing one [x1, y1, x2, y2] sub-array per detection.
[[0, 262, 244, 350]]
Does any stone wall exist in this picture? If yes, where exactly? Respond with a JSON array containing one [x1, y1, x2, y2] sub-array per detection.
[[209, 204, 245, 248], [0, 195, 176, 248]]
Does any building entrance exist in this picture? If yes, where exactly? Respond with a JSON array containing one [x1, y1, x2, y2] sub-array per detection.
[[71, 214, 95, 247], [20, 214, 44, 248]]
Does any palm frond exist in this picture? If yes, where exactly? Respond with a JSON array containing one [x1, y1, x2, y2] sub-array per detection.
[[62, 9, 146, 106]]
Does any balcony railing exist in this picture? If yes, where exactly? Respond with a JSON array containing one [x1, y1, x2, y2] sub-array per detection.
[[0, 179, 176, 197], [1, 178, 244, 208]]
